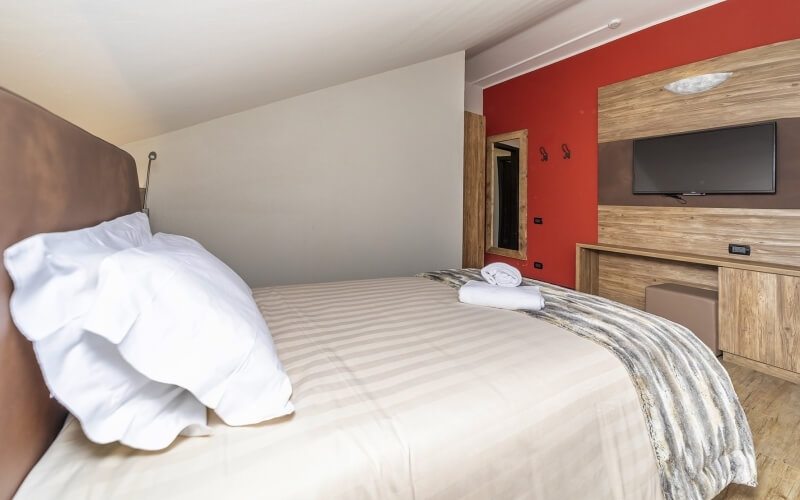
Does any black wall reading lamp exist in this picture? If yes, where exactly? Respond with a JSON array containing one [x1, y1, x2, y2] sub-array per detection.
[[539, 146, 548, 162], [142, 151, 157, 216]]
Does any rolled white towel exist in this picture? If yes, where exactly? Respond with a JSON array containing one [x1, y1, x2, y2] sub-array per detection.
[[458, 280, 545, 311], [480, 262, 522, 287]]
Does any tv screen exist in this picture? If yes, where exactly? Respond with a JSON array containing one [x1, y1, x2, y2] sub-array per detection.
[[633, 122, 776, 194]]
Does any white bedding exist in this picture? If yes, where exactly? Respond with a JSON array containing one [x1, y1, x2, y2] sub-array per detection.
[[16, 277, 661, 499]]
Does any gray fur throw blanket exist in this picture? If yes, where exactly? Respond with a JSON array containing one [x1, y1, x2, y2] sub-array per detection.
[[418, 269, 757, 500]]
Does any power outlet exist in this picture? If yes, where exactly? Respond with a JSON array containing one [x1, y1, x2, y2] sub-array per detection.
[[533, 262, 543, 269], [728, 244, 751, 256]]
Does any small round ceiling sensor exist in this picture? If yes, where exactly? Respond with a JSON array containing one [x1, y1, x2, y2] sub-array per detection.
[[608, 19, 622, 29]]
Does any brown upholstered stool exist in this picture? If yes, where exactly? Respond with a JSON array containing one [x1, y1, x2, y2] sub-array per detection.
[[645, 283, 720, 356]]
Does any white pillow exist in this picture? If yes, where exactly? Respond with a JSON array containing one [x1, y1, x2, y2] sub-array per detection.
[[214, 325, 295, 425], [83, 233, 294, 425], [33, 323, 210, 450], [4, 213, 210, 450], [4, 212, 152, 340]]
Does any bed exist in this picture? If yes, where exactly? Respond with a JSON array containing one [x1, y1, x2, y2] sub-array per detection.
[[0, 87, 756, 500]]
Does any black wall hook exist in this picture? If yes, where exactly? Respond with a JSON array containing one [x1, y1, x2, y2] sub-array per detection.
[[539, 146, 549, 162], [561, 143, 571, 159]]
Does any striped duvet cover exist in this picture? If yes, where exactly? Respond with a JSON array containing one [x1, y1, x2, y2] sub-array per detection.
[[17, 273, 753, 499]]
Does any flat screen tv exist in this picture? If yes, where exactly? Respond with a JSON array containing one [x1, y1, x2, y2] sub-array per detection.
[[632, 122, 776, 194]]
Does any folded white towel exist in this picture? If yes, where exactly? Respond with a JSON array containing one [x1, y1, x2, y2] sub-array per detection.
[[458, 280, 545, 311], [480, 262, 522, 287]]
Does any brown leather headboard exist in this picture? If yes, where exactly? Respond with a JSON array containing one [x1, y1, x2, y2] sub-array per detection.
[[0, 88, 141, 499]]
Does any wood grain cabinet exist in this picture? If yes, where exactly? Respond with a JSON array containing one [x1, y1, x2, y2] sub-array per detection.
[[576, 243, 800, 383], [719, 268, 800, 374]]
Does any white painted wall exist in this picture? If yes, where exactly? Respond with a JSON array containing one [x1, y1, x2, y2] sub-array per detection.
[[464, 82, 483, 114], [125, 52, 465, 287]]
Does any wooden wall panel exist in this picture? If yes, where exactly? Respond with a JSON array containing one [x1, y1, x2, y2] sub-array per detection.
[[598, 205, 800, 268], [462, 112, 485, 268], [591, 38, 800, 380], [597, 253, 717, 310], [720, 268, 800, 373], [598, 39, 800, 143]]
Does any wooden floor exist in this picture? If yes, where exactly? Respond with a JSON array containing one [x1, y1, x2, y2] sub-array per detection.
[[714, 360, 800, 499]]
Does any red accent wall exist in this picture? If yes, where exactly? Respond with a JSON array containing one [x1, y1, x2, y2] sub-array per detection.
[[483, 0, 800, 288]]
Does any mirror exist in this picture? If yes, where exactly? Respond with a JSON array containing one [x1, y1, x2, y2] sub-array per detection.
[[485, 129, 527, 260]]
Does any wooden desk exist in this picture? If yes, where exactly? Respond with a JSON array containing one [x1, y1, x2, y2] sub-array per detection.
[[576, 243, 800, 384]]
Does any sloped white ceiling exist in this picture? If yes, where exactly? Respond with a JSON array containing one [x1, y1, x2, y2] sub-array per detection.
[[0, 0, 722, 144]]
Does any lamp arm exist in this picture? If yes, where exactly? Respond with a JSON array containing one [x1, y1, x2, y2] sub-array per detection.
[[142, 151, 157, 214]]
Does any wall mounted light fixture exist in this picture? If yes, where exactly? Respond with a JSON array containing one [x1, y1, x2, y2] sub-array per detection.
[[664, 72, 733, 95], [142, 151, 157, 216], [539, 146, 549, 162]]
